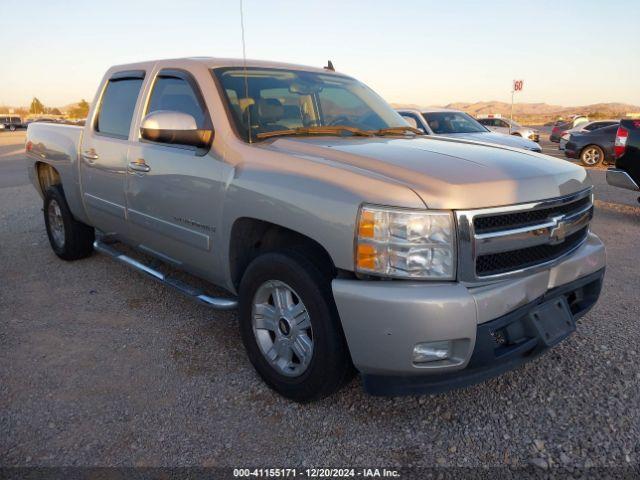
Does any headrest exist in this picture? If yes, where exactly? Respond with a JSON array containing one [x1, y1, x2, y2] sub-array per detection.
[[257, 98, 284, 123]]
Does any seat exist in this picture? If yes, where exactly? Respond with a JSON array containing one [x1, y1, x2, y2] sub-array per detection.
[[245, 98, 288, 134]]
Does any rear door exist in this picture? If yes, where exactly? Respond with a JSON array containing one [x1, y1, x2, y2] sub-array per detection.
[[125, 68, 228, 274], [80, 70, 146, 236]]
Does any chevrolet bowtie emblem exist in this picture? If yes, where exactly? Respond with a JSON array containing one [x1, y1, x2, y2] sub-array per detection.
[[548, 215, 568, 245]]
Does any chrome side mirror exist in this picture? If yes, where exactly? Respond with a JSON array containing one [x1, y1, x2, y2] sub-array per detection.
[[140, 110, 213, 149]]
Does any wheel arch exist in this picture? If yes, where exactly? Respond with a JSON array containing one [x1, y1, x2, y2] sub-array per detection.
[[229, 217, 337, 290], [35, 162, 62, 196]]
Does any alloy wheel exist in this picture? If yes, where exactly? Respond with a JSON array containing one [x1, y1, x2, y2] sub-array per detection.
[[251, 280, 314, 377]]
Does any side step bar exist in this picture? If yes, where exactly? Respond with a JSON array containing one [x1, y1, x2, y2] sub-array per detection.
[[93, 240, 238, 310]]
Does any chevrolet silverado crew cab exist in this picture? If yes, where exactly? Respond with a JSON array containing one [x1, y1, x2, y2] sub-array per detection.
[[25, 58, 606, 401]]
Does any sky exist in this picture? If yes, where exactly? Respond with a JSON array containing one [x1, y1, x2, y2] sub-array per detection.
[[1, 0, 639, 108]]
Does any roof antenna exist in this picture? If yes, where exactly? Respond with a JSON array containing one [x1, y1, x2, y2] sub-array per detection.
[[240, 0, 252, 143], [324, 60, 335, 72]]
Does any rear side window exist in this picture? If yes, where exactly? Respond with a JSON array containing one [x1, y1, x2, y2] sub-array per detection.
[[146, 74, 206, 128], [599, 125, 619, 135], [96, 74, 144, 139]]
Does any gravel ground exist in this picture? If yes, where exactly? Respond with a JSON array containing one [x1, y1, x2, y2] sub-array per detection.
[[1, 131, 639, 471]]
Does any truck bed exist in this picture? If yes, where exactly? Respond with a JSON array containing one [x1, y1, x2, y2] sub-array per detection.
[[25, 122, 85, 219]]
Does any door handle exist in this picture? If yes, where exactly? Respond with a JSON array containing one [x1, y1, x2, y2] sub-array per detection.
[[82, 150, 99, 163], [128, 159, 151, 173]]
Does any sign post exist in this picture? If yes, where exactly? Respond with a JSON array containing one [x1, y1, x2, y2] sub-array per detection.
[[511, 79, 524, 133]]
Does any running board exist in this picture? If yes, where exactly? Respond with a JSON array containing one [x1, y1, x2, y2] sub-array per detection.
[[93, 240, 238, 310]]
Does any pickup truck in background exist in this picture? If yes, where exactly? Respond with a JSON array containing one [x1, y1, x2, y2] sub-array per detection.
[[606, 119, 640, 200], [25, 58, 606, 401]]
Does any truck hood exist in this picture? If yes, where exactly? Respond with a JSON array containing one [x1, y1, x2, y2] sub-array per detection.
[[263, 136, 590, 209], [439, 131, 540, 151]]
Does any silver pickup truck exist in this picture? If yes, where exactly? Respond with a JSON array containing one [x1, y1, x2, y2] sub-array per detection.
[[25, 57, 606, 401]]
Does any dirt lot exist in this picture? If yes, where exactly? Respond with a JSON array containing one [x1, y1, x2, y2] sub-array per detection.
[[1, 130, 639, 470]]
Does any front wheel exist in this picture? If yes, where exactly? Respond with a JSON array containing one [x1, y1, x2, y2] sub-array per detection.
[[43, 185, 95, 260], [580, 145, 604, 166], [238, 251, 352, 402]]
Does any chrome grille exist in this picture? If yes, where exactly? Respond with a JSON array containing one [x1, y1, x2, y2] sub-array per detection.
[[455, 189, 593, 282]]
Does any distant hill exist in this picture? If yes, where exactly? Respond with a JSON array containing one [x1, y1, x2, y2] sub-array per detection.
[[391, 101, 640, 124]]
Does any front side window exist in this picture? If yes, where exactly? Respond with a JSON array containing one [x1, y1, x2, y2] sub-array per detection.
[[213, 67, 407, 141], [421, 112, 488, 134], [146, 74, 207, 129], [96, 74, 144, 138]]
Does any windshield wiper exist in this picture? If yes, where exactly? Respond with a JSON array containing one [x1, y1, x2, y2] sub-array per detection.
[[374, 126, 425, 136], [255, 126, 375, 140]]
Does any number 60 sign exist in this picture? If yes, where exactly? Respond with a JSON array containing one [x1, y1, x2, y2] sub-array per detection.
[[513, 79, 524, 92]]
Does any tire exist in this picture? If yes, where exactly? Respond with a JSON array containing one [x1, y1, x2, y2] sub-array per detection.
[[43, 185, 94, 260], [238, 250, 352, 402], [580, 145, 604, 166], [9, 125, 16, 132]]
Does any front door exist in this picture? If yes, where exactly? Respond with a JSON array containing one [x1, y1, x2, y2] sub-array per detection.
[[125, 69, 229, 278], [80, 70, 146, 236]]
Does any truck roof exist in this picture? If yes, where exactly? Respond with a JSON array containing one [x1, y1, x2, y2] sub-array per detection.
[[109, 57, 342, 75]]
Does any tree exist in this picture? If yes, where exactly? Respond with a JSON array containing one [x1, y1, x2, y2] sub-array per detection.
[[68, 99, 90, 119], [49, 108, 62, 115], [30, 97, 45, 115]]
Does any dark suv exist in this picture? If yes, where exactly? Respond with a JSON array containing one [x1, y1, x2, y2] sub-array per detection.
[[0, 116, 24, 131]]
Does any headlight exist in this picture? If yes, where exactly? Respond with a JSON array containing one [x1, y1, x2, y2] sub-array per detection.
[[355, 205, 456, 280]]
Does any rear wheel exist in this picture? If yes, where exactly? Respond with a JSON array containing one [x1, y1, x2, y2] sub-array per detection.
[[238, 250, 352, 402], [43, 185, 94, 260], [580, 145, 604, 166]]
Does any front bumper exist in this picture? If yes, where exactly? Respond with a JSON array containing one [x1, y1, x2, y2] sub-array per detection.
[[332, 233, 605, 395]]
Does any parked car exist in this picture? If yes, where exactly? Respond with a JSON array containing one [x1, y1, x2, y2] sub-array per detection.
[[606, 119, 640, 199], [564, 124, 619, 166], [550, 116, 589, 142], [0, 115, 24, 131], [476, 116, 539, 142], [397, 108, 542, 152], [559, 120, 619, 150], [25, 57, 604, 401]]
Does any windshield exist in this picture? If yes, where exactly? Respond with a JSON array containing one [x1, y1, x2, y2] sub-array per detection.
[[213, 67, 407, 141], [421, 111, 488, 134]]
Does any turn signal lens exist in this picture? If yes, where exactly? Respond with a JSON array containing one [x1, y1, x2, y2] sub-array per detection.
[[356, 244, 377, 270], [358, 210, 376, 238]]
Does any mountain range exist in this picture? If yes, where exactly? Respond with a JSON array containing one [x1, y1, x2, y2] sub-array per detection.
[[390, 101, 640, 120]]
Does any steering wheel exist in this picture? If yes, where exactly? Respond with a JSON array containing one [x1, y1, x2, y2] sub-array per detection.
[[327, 116, 354, 127]]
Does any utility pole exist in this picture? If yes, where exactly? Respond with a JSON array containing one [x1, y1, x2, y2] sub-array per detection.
[[510, 89, 514, 134], [511, 79, 523, 134]]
